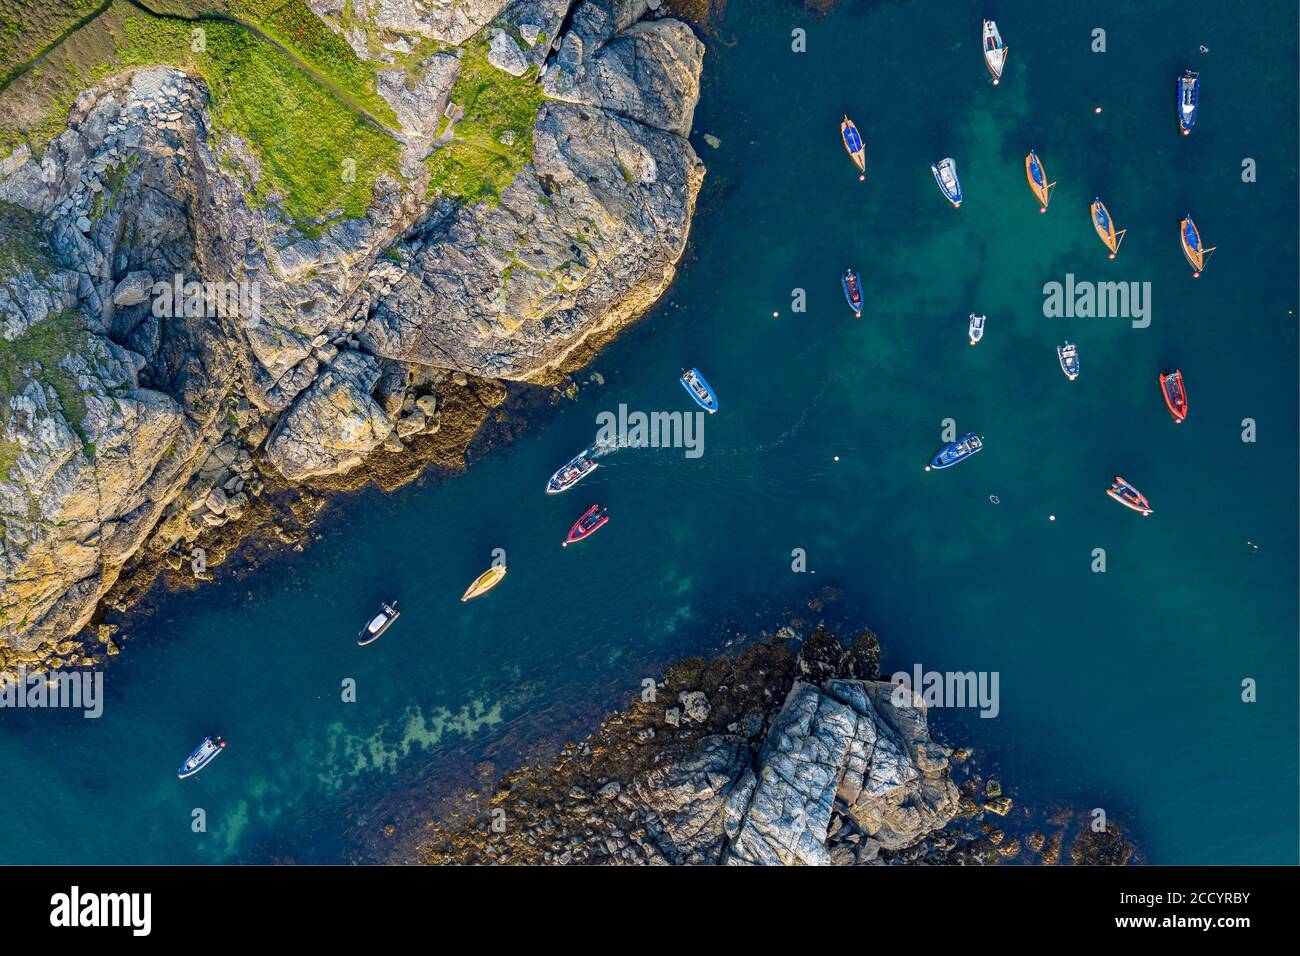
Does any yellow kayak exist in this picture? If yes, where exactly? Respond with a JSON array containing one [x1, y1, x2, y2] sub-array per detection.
[[460, 565, 506, 602]]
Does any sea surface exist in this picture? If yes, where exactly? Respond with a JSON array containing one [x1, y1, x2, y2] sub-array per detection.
[[1, 0, 1296, 864]]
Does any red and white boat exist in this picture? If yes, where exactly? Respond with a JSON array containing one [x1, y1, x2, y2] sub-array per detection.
[[1159, 369, 1188, 423], [563, 505, 609, 547]]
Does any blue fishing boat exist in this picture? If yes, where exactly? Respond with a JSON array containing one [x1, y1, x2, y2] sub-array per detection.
[[931, 158, 962, 207], [178, 735, 225, 779], [680, 368, 718, 413], [927, 432, 983, 470], [841, 268, 863, 317], [1177, 70, 1199, 134]]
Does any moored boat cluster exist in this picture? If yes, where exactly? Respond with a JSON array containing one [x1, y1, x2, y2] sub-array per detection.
[[839, 21, 1207, 514]]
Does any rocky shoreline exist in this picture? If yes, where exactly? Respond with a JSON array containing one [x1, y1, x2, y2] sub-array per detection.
[[408, 619, 1137, 865], [1, 0, 708, 667]]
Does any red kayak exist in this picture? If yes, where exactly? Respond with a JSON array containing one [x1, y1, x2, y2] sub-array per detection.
[[563, 505, 608, 547], [1159, 369, 1188, 423]]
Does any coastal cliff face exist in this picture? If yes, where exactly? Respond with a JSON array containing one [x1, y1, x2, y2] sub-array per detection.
[[415, 628, 966, 865], [0, 0, 704, 660]]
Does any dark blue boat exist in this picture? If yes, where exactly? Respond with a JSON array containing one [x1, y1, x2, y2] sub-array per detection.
[[841, 268, 863, 316], [680, 368, 718, 413], [178, 734, 225, 779], [1177, 70, 1199, 134], [928, 432, 983, 470]]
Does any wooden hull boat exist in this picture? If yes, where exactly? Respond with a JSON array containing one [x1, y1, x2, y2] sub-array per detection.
[[840, 116, 866, 174], [1091, 198, 1126, 258], [1179, 215, 1215, 276], [1025, 150, 1055, 211], [461, 565, 506, 601]]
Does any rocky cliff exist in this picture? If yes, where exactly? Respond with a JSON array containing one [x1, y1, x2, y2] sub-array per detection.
[[0, 0, 704, 661]]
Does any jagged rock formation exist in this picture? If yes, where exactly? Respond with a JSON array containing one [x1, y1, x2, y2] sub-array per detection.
[[360, 1, 704, 380], [725, 679, 960, 865], [0, 0, 704, 659], [415, 627, 963, 865]]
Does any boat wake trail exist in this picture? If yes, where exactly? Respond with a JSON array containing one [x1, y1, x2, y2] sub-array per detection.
[[586, 437, 623, 460], [707, 378, 834, 458]]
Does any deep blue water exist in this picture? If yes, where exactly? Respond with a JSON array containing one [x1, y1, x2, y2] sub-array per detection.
[[0, 0, 1296, 864]]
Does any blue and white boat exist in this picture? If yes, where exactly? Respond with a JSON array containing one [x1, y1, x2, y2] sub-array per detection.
[[928, 432, 983, 470], [680, 368, 718, 413], [1177, 70, 1199, 134], [931, 158, 962, 207], [178, 735, 225, 779], [546, 450, 598, 494], [841, 268, 863, 317], [1057, 341, 1080, 380], [968, 313, 986, 345]]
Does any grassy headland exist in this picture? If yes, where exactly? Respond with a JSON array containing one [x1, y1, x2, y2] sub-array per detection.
[[424, 35, 545, 205]]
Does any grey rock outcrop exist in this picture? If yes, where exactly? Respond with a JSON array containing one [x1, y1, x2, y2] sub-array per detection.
[[265, 350, 394, 481], [724, 680, 959, 865], [544, 4, 703, 137], [362, 99, 703, 379], [376, 53, 462, 140], [488, 30, 530, 76]]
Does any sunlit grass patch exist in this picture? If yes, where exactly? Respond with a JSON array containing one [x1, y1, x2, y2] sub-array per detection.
[[424, 38, 544, 205], [0, 2, 402, 224]]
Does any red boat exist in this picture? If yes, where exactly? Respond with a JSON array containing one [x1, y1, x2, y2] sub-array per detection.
[[563, 505, 608, 547], [1160, 369, 1188, 423], [1107, 476, 1152, 516]]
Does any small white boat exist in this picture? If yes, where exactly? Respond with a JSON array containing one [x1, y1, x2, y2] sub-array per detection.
[[968, 313, 986, 345], [178, 735, 226, 779], [358, 601, 400, 646], [1057, 341, 1080, 380], [982, 20, 1007, 84]]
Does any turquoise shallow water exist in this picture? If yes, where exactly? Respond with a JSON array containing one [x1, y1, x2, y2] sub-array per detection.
[[1, 0, 1296, 864]]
